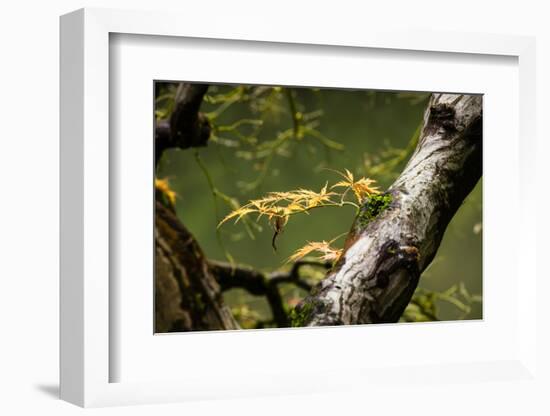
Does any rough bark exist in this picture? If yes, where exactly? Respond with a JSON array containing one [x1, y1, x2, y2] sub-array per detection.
[[155, 202, 239, 332], [294, 93, 482, 326]]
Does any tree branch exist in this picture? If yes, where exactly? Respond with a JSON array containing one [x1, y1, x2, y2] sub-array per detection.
[[209, 260, 330, 327], [155, 83, 211, 166], [294, 93, 482, 326]]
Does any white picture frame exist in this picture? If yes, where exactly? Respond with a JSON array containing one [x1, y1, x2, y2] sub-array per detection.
[[60, 7, 539, 408]]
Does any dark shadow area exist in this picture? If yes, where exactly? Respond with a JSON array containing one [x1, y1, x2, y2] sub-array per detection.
[[35, 384, 59, 399]]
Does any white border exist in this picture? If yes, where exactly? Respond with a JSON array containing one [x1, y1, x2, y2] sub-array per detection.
[[60, 8, 537, 407], [111, 34, 518, 384]]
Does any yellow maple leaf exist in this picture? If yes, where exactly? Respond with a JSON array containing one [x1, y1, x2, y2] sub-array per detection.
[[330, 169, 380, 203], [155, 178, 177, 207], [218, 207, 256, 226], [288, 240, 343, 263]]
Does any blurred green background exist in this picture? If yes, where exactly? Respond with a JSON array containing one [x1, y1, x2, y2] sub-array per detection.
[[156, 84, 482, 326]]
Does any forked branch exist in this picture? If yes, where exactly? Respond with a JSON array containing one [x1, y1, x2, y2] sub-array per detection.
[[155, 83, 211, 165], [210, 260, 330, 326]]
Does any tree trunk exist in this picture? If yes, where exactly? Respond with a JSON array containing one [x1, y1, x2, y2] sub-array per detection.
[[293, 93, 482, 326], [155, 202, 239, 332]]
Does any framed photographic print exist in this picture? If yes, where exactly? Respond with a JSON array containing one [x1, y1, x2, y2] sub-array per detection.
[[60, 7, 540, 409], [152, 81, 483, 333]]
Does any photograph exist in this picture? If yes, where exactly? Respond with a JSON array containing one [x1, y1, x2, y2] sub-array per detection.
[[2, 0, 539, 412], [153, 82, 482, 332]]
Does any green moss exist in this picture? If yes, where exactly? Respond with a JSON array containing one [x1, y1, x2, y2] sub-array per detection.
[[289, 302, 314, 327], [194, 292, 206, 311], [357, 193, 393, 228]]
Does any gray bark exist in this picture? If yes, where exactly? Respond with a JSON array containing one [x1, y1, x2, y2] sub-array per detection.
[[294, 93, 482, 326]]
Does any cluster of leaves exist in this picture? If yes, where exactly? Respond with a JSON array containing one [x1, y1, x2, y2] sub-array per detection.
[[230, 304, 264, 329], [198, 85, 345, 193], [402, 282, 482, 322], [351, 92, 430, 187], [288, 240, 343, 263], [155, 83, 348, 264], [154, 83, 179, 121], [360, 121, 422, 185], [219, 169, 381, 263], [154, 178, 177, 210]]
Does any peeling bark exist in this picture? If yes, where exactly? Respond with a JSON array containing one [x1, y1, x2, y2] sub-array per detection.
[[295, 93, 482, 326]]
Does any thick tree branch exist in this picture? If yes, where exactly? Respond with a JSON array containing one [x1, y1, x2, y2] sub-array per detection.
[[155, 83, 211, 166], [294, 93, 482, 326]]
